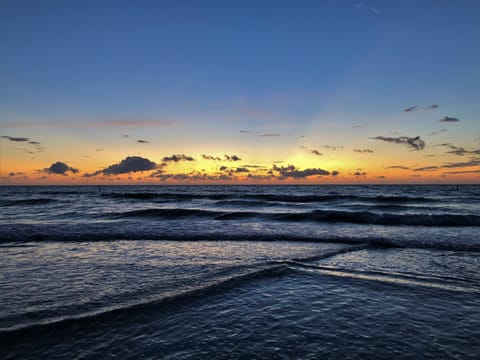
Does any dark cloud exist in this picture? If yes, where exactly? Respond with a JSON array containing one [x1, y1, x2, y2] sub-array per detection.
[[354, 171, 366, 176], [224, 154, 241, 161], [439, 116, 460, 122], [162, 154, 195, 162], [96, 148, 104, 152], [425, 104, 439, 110], [219, 165, 228, 171], [404, 105, 420, 112], [202, 154, 222, 161], [331, 170, 339, 176], [85, 156, 157, 176], [370, 136, 426, 150], [8, 172, 26, 177], [234, 167, 249, 173], [137, 139, 150, 144], [44, 161, 79, 175], [240, 130, 250, 134], [1, 136, 30, 142], [353, 149, 374, 153], [272, 164, 330, 179], [377, 176, 387, 179], [311, 150, 323, 156], [29, 141, 41, 145]]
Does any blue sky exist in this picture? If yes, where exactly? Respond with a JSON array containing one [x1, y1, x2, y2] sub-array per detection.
[[0, 0, 479, 183]]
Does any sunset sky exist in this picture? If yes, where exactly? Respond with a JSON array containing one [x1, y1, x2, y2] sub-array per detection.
[[1, 0, 479, 184]]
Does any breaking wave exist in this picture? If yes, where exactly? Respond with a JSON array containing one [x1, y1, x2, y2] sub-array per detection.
[[109, 208, 480, 227]]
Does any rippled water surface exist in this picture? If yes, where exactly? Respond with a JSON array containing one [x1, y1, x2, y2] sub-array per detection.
[[1, 185, 479, 358]]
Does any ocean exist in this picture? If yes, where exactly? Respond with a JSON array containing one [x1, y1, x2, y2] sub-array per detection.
[[0, 185, 479, 359]]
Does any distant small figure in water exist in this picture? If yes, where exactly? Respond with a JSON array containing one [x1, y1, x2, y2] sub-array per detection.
[[98, 186, 102, 193]]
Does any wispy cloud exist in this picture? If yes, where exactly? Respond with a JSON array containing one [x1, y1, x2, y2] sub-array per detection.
[[202, 154, 222, 161], [386, 165, 410, 170], [443, 169, 480, 175], [414, 158, 480, 171], [442, 159, 480, 169], [322, 145, 343, 150], [258, 133, 282, 137], [137, 139, 150, 144], [353, 148, 374, 153], [438, 143, 480, 156], [439, 116, 460, 122], [404, 104, 438, 112], [353, 3, 381, 15], [370, 136, 426, 150], [429, 129, 447, 136], [404, 105, 420, 113], [414, 166, 439, 172], [2, 135, 44, 152], [14, 148, 34, 154], [1, 136, 30, 142]]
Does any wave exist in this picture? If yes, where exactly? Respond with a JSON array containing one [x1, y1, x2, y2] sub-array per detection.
[[99, 192, 438, 204], [111, 208, 219, 219], [0, 264, 288, 338], [0, 198, 55, 206], [109, 207, 480, 227], [288, 263, 480, 294], [0, 244, 369, 336], [275, 210, 480, 227], [1, 225, 479, 251]]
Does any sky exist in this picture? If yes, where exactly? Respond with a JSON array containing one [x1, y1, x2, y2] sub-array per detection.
[[1, 0, 479, 184]]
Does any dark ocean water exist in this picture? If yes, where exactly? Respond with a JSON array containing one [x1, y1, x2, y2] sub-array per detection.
[[1, 185, 479, 359]]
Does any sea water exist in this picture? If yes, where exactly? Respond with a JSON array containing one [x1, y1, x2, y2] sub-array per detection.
[[0, 185, 479, 358]]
